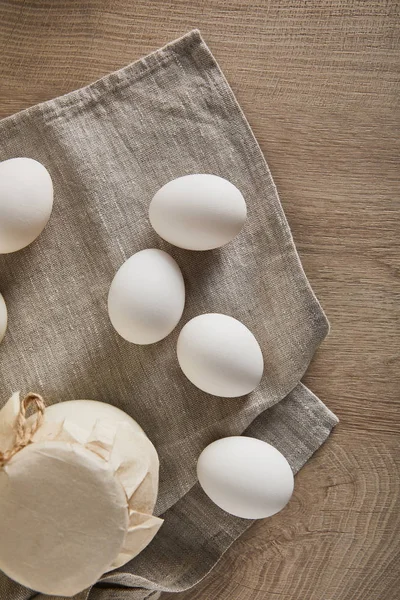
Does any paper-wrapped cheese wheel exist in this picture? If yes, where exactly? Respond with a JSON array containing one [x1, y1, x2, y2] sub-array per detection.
[[0, 393, 163, 597]]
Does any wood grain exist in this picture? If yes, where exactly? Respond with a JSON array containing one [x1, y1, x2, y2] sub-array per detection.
[[0, 1, 399, 599]]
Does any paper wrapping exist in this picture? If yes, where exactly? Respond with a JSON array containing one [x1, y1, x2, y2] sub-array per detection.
[[0, 394, 163, 597]]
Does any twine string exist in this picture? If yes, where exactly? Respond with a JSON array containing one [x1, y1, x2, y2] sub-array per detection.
[[0, 393, 46, 467]]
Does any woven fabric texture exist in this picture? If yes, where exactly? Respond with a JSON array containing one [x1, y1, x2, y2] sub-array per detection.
[[0, 31, 337, 599]]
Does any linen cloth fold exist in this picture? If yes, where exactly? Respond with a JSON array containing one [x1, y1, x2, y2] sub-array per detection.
[[0, 30, 337, 599]]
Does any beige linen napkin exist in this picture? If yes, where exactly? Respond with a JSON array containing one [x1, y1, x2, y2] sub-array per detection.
[[0, 30, 337, 599]]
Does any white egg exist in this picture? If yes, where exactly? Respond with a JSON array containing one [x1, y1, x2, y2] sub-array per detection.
[[177, 313, 263, 397], [0, 293, 7, 343], [0, 158, 54, 254], [149, 174, 247, 250], [197, 436, 294, 519], [108, 248, 185, 344]]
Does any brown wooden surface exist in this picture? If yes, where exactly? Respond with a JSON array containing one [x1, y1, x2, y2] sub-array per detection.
[[0, 1, 399, 599]]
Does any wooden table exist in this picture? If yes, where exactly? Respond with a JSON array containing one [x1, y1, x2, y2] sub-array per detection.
[[1, 2, 399, 599]]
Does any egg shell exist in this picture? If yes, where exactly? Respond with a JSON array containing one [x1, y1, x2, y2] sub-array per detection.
[[108, 248, 185, 344], [0, 158, 53, 254], [149, 174, 247, 250], [177, 313, 264, 397], [197, 436, 294, 519], [0, 293, 7, 343]]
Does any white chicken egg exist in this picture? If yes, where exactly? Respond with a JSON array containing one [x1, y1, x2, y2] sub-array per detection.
[[0, 157, 54, 254], [0, 293, 7, 344], [177, 313, 264, 397], [197, 436, 294, 519], [149, 174, 247, 250], [108, 248, 185, 344]]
